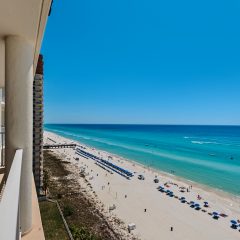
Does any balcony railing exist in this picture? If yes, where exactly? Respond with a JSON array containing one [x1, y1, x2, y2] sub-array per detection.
[[0, 131, 5, 167], [0, 149, 23, 240]]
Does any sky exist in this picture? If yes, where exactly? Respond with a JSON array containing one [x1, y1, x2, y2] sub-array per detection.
[[42, 0, 240, 125]]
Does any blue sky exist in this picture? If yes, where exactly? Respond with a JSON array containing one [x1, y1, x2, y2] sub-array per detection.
[[42, 0, 240, 125]]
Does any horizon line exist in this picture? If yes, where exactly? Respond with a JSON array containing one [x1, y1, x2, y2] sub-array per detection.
[[44, 123, 240, 127]]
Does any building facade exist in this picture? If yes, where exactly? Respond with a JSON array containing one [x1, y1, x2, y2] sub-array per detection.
[[33, 55, 44, 195]]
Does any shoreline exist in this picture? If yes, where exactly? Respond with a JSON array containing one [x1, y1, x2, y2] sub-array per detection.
[[44, 130, 240, 240], [45, 130, 240, 202], [130, 158, 240, 202]]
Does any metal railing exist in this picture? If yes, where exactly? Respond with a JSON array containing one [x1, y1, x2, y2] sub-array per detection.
[[0, 149, 23, 240]]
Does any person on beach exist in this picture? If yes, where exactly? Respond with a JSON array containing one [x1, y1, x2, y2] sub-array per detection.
[[170, 226, 173, 231], [144, 208, 147, 212]]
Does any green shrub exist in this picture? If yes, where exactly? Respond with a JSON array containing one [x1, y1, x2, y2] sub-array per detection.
[[70, 225, 99, 240], [63, 205, 74, 217]]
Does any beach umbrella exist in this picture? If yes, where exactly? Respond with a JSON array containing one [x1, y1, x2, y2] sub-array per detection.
[[230, 220, 237, 225], [194, 204, 200, 207], [180, 197, 186, 202], [204, 202, 209, 207], [212, 212, 220, 219]]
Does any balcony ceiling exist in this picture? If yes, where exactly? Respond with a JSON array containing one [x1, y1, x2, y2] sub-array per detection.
[[0, 0, 45, 42], [0, 0, 51, 72]]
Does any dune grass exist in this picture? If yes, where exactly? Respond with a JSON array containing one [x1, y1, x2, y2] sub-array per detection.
[[39, 201, 69, 240]]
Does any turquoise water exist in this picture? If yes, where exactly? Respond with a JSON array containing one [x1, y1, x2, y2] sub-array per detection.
[[45, 124, 240, 196]]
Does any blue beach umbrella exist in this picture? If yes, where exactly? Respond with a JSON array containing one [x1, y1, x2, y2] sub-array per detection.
[[230, 220, 237, 225], [212, 212, 219, 216], [195, 204, 200, 207], [180, 197, 186, 202], [190, 202, 195, 207], [204, 202, 209, 207]]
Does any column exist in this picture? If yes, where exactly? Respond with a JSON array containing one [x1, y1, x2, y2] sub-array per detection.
[[5, 36, 34, 234]]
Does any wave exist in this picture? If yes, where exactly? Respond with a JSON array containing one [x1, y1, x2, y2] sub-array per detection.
[[46, 129, 93, 141], [191, 141, 220, 145], [184, 135, 240, 147], [190, 140, 240, 147], [48, 128, 142, 152]]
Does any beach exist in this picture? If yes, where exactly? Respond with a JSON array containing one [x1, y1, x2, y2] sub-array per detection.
[[44, 131, 240, 240]]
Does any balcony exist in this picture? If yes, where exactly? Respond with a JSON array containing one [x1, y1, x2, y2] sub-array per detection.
[[0, 150, 45, 240], [0, 0, 52, 238], [0, 150, 22, 239]]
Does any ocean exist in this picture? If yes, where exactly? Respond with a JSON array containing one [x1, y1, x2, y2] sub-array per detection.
[[44, 124, 240, 196]]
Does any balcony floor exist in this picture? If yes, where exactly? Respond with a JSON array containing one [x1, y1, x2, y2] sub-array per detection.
[[22, 176, 45, 240]]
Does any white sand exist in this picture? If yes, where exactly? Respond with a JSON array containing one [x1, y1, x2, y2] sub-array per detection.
[[44, 131, 240, 240]]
